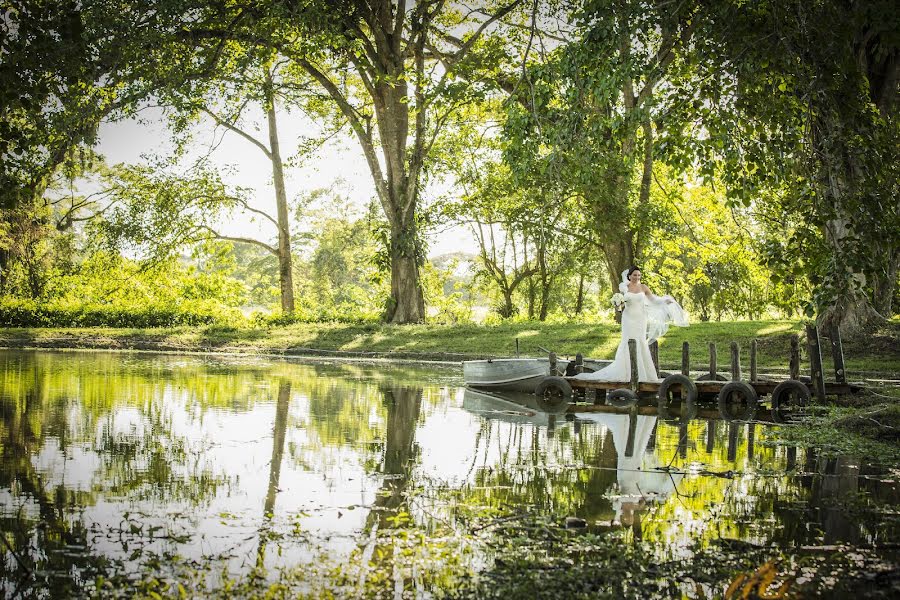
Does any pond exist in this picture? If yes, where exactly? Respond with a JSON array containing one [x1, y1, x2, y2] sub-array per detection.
[[1, 350, 897, 598]]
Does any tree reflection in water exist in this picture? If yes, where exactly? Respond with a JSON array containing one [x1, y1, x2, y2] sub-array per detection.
[[256, 379, 292, 569], [0, 351, 896, 598]]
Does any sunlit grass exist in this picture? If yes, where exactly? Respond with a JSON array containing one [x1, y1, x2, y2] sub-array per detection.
[[756, 322, 797, 336], [0, 319, 896, 373]]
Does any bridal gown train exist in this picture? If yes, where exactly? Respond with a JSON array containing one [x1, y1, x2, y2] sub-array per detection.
[[575, 291, 668, 383]]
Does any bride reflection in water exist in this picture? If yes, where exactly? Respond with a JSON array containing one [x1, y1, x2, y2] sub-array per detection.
[[580, 411, 683, 531], [576, 266, 688, 383]]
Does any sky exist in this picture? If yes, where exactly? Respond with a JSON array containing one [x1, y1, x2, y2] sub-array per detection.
[[95, 103, 479, 259]]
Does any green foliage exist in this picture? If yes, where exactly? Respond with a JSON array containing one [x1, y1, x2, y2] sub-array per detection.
[[4, 0, 897, 332], [662, 0, 900, 325], [422, 259, 475, 325], [0, 297, 227, 328], [90, 162, 240, 262], [291, 202, 388, 322], [640, 167, 806, 321]]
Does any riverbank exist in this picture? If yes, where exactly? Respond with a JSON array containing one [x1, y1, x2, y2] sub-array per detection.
[[0, 319, 897, 373]]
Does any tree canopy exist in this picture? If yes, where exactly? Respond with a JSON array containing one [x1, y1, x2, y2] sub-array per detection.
[[1, 0, 897, 334]]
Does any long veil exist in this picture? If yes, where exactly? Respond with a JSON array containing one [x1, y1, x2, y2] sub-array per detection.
[[619, 269, 630, 294], [622, 268, 689, 342]]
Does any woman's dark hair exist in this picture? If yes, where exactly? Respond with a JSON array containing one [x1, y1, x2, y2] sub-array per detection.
[[626, 265, 640, 279]]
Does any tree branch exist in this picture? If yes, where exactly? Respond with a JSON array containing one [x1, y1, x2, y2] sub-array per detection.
[[448, 0, 522, 66], [201, 106, 272, 159], [230, 196, 280, 229], [201, 226, 277, 255], [294, 57, 391, 218]]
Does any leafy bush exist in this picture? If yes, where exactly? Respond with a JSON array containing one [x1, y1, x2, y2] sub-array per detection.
[[251, 305, 381, 327], [0, 298, 241, 328]]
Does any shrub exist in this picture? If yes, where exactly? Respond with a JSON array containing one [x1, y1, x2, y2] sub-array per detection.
[[250, 305, 381, 327], [0, 298, 241, 328]]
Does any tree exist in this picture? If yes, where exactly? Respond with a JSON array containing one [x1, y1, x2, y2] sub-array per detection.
[[1, 1, 227, 209], [501, 0, 698, 293], [665, 0, 900, 336], [166, 57, 315, 314], [176, 1, 527, 323]]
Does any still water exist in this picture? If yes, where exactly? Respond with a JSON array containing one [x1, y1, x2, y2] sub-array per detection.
[[1, 350, 897, 597]]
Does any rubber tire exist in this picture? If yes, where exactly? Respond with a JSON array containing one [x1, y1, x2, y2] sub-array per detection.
[[534, 376, 573, 411], [696, 373, 728, 381], [717, 381, 759, 421], [607, 388, 638, 408], [658, 397, 697, 423], [657, 374, 698, 423], [771, 379, 811, 423], [658, 374, 699, 405]]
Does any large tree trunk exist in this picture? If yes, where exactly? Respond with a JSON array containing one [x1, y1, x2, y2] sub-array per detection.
[[872, 249, 899, 317], [602, 232, 636, 293], [264, 76, 295, 314], [816, 140, 885, 338], [385, 219, 425, 323], [818, 13, 898, 337], [368, 41, 426, 324], [819, 216, 883, 338]]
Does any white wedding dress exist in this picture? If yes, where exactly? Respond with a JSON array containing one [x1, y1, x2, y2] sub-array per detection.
[[576, 291, 662, 383], [576, 413, 683, 521], [575, 273, 689, 384]]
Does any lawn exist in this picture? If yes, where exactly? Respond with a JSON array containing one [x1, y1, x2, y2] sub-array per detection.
[[0, 319, 896, 375]]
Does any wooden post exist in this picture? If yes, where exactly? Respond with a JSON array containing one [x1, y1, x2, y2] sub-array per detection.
[[730, 341, 741, 381], [681, 341, 690, 377], [650, 340, 660, 377], [549, 352, 557, 376], [574, 353, 585, 401], [829, 324, 846, 384], [805, 324, 826, 403], [747, 423, 756, 460], [709, 342, 717, 380], [647, 420, 658, 450], [750, 339, 758, 383], [789, 335, 800, 380], [593, 389, 605, 405], [678, 422, 688, 459], [628, 339, 639, 392], [624, 409, 638, 458], [727, 422, 739, 462], [786, 446, 797, 471], [706, 420, 715, 453], [515, 337, 520, 358]]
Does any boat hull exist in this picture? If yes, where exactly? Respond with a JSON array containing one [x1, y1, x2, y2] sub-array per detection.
[[463, 357, 610, 393]]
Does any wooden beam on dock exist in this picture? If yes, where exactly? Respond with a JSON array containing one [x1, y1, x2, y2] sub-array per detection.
[[565, 378, 858, 396], [750, 340, 758, 383], [790, 335, 800, 380], [829, 324, 847, 384], [806, 324, 827, 403], [730, 341, 741, 381], [628, 339, 639, 393]]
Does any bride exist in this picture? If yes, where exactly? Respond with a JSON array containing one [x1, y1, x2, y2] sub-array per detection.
[[575, 266, 688, 383]]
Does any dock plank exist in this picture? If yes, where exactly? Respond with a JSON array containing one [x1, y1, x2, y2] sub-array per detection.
[[565, 377, 859, 396]]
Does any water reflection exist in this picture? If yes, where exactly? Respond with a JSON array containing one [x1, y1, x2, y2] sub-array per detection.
[[0, 350, 896, 597]]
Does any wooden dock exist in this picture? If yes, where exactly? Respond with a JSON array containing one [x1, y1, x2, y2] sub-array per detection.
[[536, 323, 862, 420], [567, 378, 858, 397]]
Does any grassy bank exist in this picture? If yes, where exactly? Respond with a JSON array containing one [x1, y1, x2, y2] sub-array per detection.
[[0, 319, 897, 374]]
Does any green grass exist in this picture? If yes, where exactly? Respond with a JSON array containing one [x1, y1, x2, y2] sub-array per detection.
[[0, 319, 897, 374]]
